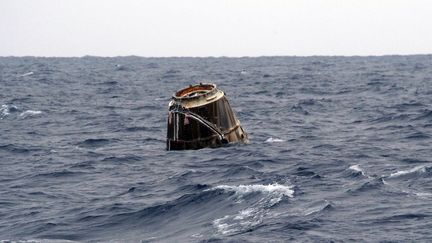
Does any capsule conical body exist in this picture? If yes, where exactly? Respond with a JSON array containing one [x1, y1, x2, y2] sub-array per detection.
[[167, 83, 248, 150]]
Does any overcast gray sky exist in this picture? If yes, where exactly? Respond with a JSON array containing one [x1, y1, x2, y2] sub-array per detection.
[[1, 0, 431, 57]]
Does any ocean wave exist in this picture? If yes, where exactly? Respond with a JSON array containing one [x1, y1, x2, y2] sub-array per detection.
[[392, 102, 424, 111], [0, 104, 19, 119], [102, 155, 143, 163], [304, 200, 334, 216], [124, 126, 152, 132], [3, 56, 432, 241], [19, 110, 43, 118], [413, 192, 432, 197], [222, 166, 262, 177], [404, 131, 430, 140], [69, 161, 96, 170], [370, 213, 429, 224], [369, 113, 410, 123], [1, 105, 43, 119], [33, 169, 85, 178], [400, 158, 429, 164], [291, 104, 310, 115], [213, 207, 263, 235], [18, 71, 34, 77], [294, 167, 317, 177], [348, 164, 366, 177], [114, 64, 129, 71], [411, 109, 432, 121], [296, 98, 332, 107], [265, 137, 285, 143], [210, 183, 294, 235], [0, 240, 79, 243], [77, 138, 112, 148], [145, 62, 159, 69], [0, 144, 31, 153], [210, 183, 294, 200], [388, 165, 432, 178], [176, 184, 210, 194], [347, 178, 385, 194], [83, 188, 229, 235]]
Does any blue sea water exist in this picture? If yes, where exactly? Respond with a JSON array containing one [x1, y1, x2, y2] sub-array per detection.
[[1, 55, 432, 242]]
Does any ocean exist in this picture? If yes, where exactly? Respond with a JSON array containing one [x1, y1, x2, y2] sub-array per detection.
[[1, 55, 432, 242]]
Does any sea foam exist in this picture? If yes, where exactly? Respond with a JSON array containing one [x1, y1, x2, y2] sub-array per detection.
[[212, 183, 294, 198], [265, 137, 285, 143], [389, 165, 430, 178], [1, 104, 18, 119], [349, 164, 366, 176], [210, 183, 294, 235], [19, 110, 43, 118], [19, 71, 34, 77]]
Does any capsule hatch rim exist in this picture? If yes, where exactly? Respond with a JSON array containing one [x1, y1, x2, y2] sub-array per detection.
[[171, 83, 225, 109]]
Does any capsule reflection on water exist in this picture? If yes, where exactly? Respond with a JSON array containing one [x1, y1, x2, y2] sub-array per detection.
[[166, 83, 248, 150]]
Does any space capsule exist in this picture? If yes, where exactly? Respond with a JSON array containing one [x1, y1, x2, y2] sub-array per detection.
[[167, 83, 248, 150]]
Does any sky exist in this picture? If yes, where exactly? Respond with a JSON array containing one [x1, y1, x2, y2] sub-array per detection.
[[1, 0, 432, 57]]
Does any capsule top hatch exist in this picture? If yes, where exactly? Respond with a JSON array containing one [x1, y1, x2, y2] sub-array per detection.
[[166, 83, 248, 150]]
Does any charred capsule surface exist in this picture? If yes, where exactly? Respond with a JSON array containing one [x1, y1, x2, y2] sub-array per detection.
[[167, 83, 248, 150]]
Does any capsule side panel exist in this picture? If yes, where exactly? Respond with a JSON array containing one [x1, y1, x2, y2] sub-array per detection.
[[166, 93, 248, 150]]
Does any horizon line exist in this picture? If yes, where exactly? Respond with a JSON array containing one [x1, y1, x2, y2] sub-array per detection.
[[1, 53, 432, 58]]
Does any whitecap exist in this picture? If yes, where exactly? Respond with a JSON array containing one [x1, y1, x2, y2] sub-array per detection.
[[1, 105, 10, 119], [19, 110, 43, 118], [349, 164, 365, 176], [211, 183, 294, 199], [389, 165, 428, 178], [19, 71, 34, 77], [213, 215, 236, 235], [1, 104, 18, 119], [214, 208, 263, 235], [210, 183, 294, 235], [191, 233, 203, 238], [265, 137, 285, 143]]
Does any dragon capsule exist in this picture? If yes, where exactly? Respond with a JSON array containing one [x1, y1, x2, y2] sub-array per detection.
[[167, 83, 248, 150]]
